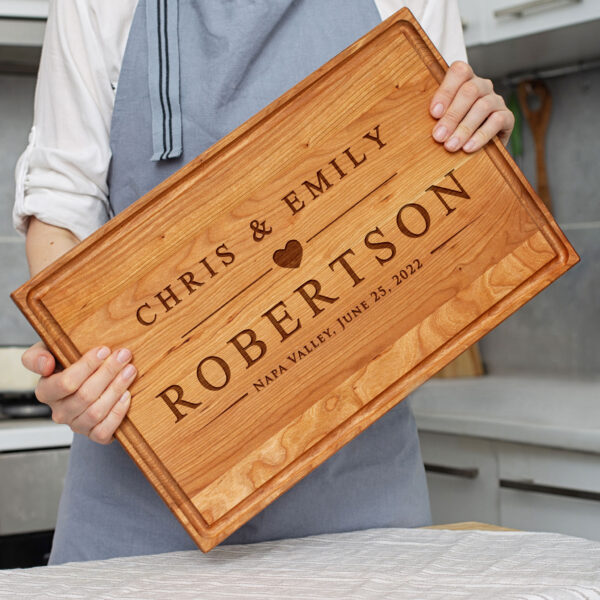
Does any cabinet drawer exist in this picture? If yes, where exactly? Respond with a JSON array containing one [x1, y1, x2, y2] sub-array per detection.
[[419, 432, 500, 526], [500, 488, 600, 540], [498, 443, 600, 494], [497, 442, 600, 539], [485, 0, 600, 43]]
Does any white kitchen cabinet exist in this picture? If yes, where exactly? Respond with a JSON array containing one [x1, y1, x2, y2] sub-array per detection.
[[485, 0, 600, 43], [458, 0, 600, 45], [419, 431, 501, 527], [419, 431, 600, 540], [0, 18, 44, 46], [497, 442, 600, 540], [498, 443, 600, 494], [456, 0, 485, 47], [0, 0, 47, 47], [0, 0, 47, 20], [499, 489, 600, 540]]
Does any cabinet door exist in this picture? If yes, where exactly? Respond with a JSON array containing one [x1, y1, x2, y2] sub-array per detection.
[[498, 442, 600, 541], [457, 0, 485, 47], [484, 0, 600, 44], [0, 449, 69, 535], [419, 432, 500, 526], [0, 0, 48, 46]]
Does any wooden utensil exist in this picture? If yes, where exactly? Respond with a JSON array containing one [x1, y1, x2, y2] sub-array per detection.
[[11, 9, 578, 551], [518, 80, 553, 211]]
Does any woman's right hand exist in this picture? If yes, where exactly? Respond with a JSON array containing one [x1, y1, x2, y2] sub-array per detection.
[[21, 342, 136, 444]]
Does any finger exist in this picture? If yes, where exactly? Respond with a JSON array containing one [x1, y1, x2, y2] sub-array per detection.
[[88, 390, 132, 445], [73, 348, 132, 418], [463, 110, 516, 153], [443, 93, 506, 152], [433, 77, 494, 144], [70, 361, 137, 435], [22, 342, 56, 377], [430, 61, 475, 119], [57, 348, 133, 423], [36, 345, 111, 406], [497, 109, 515, 146]]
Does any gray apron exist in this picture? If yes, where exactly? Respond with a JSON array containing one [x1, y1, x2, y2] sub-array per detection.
[[49, 0, 431, 565]]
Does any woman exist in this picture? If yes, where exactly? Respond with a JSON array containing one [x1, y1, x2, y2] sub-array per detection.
[[14, 0, 514, 564]]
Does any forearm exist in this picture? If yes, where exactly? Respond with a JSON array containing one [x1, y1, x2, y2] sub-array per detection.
[[25, 217, 80, 277], [22, 216, 134, 444]]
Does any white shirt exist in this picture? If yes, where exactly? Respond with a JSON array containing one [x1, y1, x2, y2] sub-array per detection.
[[12, 0, 467, 242]]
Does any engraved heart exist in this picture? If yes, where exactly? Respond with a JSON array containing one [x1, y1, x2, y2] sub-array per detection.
[[272, 239, 303, 269]]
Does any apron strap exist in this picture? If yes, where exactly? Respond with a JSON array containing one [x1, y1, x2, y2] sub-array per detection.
[[146, 0, 182, 161]]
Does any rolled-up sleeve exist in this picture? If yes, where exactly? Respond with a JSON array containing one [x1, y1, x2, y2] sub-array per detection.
[[374, 0, 468, 65], [12, 0, 116, 241]]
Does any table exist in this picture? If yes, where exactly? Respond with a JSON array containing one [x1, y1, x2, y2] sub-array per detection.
[[1, 523, 598, 599]]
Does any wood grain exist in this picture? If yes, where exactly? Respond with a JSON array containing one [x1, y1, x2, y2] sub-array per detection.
[[11, 9, 578, 551], [519, 80, 553, 211]]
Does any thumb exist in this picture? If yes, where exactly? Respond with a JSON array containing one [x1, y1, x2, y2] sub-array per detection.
[[22, 341, 56, 377]]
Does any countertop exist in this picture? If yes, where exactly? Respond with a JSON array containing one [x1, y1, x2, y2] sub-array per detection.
[[410, 374, 600, 454], [1, 375, 598, 454], [0, 418, 72, 452]]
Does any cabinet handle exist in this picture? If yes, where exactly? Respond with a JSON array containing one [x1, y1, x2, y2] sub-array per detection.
[[424, 463, 479, 479], [500, 479, 600, 502], [494, 0, 582, 20], [0, 14, 46, 21]]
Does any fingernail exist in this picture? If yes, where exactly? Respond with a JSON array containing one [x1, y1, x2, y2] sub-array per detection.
[[97, 346, 110, 360], [431, 103, 444, 118], [119, 390, 131, 404], [37, 357, 47, 372], [122, 364, 136, 379], [117, 348, 132, 363], [463, 139, 476, 152], [433, 125, 447, 142], [446, 136, 460, 151]]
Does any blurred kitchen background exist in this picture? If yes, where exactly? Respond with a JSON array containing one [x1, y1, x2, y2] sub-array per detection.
[[0, 0, 598, 569]]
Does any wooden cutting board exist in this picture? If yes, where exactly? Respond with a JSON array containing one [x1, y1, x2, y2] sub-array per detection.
[[11, 8, 578, 551]]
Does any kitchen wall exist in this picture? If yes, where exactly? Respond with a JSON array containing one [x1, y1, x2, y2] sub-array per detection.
[[0, 67, 598, 376], [479, 67, 600, 378], [0, 73, 37, 347]]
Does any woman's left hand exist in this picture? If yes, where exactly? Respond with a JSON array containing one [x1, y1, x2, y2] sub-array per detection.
[[430, 60, 515, 153]]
